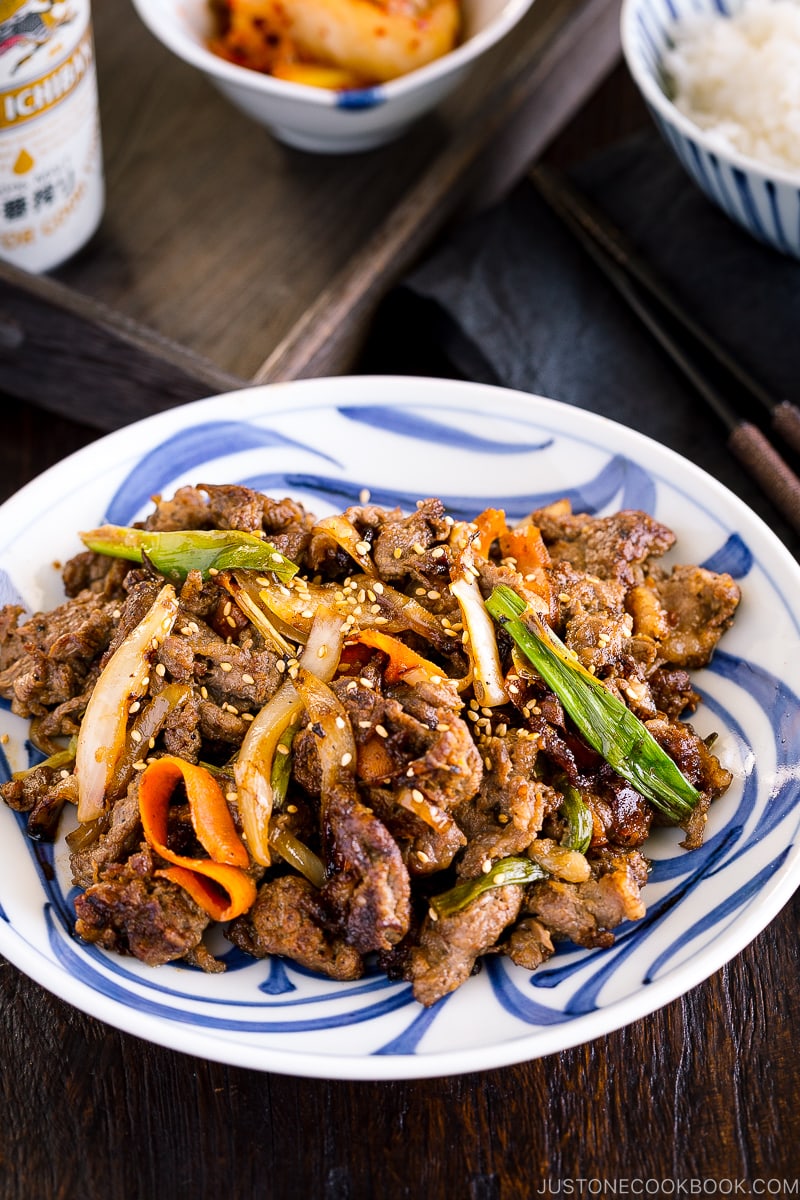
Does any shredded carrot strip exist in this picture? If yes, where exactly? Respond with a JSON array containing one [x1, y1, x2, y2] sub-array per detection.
[[472, 508, 508, 557], [499, 523, 551, 574], [155, 865, 256, 923], [353, 629, 443, 684], [139, 756, 255, 920]]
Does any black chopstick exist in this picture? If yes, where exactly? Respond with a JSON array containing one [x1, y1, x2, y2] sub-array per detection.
[[530, 162, 800, 536]]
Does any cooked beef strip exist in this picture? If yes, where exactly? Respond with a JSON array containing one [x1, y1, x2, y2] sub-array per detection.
[[70, 782, 143, 889], [406, 883, 525, 1007], [525, 849, 649, 949], [73, 844, 213, 967], [227, 874, 363, 981], [454, 732, 560, 877], [647, 565, 741, 669], [532, 500, 676, 588], [504, 916, 555, 972], [319, 777, 411, 954]]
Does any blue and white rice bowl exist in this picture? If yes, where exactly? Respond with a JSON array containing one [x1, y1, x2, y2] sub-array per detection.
[[620, 0, 800, 259]]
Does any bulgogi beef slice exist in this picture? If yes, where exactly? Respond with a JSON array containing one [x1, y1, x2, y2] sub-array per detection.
[[406, 883, 525, 1007], [525, 849, 648, 949], [504, 916, 555, 971], [73, 844, 214, 968], [70, 782, 143, 890], [62, 552, 131, 599], [321, 783, 412, 954], [646, 716, 733, 849], [227, 874, 363, 981], [532, 500, 675, 588], [0, 590, 117, 716], [647, 565, 741, 669], [142, 485, 214, 532], [455, 732, 559, 877], [370, 498, 451, 581]]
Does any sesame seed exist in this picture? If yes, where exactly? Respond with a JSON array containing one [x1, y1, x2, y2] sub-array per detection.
[[226, 790, 238, 803], [484, 756, 492, 770], [271, 553, 284, 563], [481, 859, 493, 874], [276, 660, 286, 674], [411, 788, 425, 803], [286, 804, 298, 813], [129, 701, 141, 714], [413, 542, 425, 555], [427, 590, 441, 600], [242, 673, 255, 685], [209, 568, 219, 576], [417, 851, 430, 863], [155, 663, 166, 677], [373, 582, 384, 595], [276, 744, 290, 756], [355, 541, 371, 556], [220, 662, 233, 672], [335, 715, 346, 729], [359, 677, 374, 689], [317, 644, 328, 658], [341, 752, 353, 767], [428, 907, 439, 922], [375, 724, 388, 738], [223, 601, 232, 616], [359, 488, 371, 504], [393, 548, 403, 559], [358, 720, 371, 728], [436, 723, 450, 732], [242, 713, 254, 722], [59, 768, 69, 779], [201, 686, 209, 699], [132, 760, 148, 771], [141, 676, 150, 689]]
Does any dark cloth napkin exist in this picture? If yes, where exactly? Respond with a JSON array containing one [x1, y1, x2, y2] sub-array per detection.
[[360, 130, 800, 554]]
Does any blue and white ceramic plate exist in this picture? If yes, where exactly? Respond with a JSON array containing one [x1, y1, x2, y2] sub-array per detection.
[[1, 377, 799, 1080]]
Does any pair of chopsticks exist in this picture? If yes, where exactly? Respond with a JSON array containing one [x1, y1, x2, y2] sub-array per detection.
[[529, 162, 800, 537]]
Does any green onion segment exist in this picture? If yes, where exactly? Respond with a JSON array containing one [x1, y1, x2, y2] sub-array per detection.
[[430, 856, 547, 918], [80, 526, 298, 583], [559, 785, 593, 854], [485, 585, 700, 824]]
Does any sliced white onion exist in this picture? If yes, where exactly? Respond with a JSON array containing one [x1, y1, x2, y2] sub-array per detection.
[[450, 575, 508, 708], [234, 606, 343, 867], [75, 584, 179, 822]]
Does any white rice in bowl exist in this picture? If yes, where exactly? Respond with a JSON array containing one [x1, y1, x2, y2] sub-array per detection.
[[663, 0, 800, 173]]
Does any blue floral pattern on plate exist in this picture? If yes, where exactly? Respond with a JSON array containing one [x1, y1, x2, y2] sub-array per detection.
[[0, 377, 798, 1080]]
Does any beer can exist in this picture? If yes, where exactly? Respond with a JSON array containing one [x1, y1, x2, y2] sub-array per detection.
[[0, 0, 104, 273]]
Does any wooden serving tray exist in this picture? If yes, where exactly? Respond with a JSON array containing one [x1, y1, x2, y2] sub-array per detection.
[[0, 0, 623, 431]]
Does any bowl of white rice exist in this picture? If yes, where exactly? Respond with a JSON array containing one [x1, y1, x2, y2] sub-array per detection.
[[620, 0, 800, 257]]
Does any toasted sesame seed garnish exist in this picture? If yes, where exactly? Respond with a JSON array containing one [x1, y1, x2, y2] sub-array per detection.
[[417, 850, 431, 863], [155, 663, 166, 677], [375, 724, 388, 738], [435, 723, 450, 732], [393, 547, 403, 559], [242, 673, 255, 685], [226, 790, 238, 803], [481, 859, 493, 874], [431, 546, 446, 558], [220, 662, 233, 672], [359, 488, 371, 504], [201, 686, 209, 699], [242, 712, 254, 722], [112, 609, 121, 620], [341, 752, 352, 767], [428, 907, 439, 922], [286, 804, 298, 814], [359, 677, 374, 689], [141, 676, 150, 689], [129, 701, 141, 714], [355, 541, 371, 556], [276, 660, 286, 674], [132, 760, 148, 771], [276, 744, 290, 756], [208, 567, 219, 576], [317, 644, 328, 659]]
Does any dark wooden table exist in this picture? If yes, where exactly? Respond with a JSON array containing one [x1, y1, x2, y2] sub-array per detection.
[[2, 16, 800, 1200]]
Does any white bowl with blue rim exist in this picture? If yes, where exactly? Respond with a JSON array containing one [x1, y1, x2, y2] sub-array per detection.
[[620, 0, 800, 259], [131, 0, 534, 154]]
